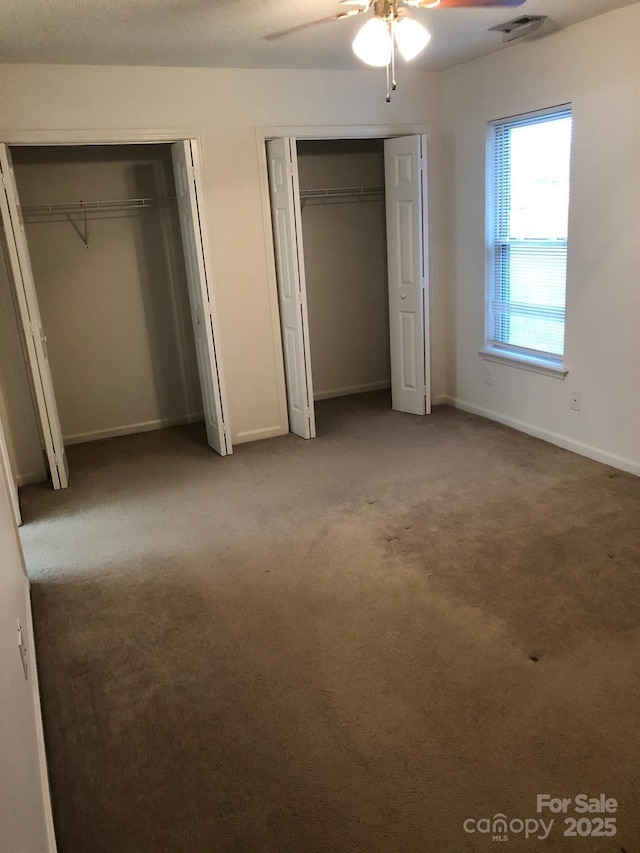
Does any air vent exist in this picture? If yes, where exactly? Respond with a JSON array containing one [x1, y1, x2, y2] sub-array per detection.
[[489, 15, 547, 42]]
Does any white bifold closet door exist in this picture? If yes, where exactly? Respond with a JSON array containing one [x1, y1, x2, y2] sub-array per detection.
[[0, 413, 20, 526], [171, 141, 231, 456], [0, 140, 230, 493], [266, 137, 316, 440], [0, 144, 69, 490], [384, 135, 429, 416], [269, 134, 429, 433]]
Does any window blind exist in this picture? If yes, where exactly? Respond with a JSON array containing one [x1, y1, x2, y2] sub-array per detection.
[[489, 107, 572, 360]]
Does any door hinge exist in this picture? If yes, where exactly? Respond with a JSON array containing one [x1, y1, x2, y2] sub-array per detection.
[[17, 622, 28, 680]]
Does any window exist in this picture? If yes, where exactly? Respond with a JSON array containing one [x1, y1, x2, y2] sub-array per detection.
[[485, 105, 572, 373]]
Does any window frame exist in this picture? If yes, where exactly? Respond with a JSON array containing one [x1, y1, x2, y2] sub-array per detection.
[[482, 104, 572, 378]]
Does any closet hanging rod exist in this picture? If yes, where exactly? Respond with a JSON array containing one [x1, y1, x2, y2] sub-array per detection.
[[299, 186, 384, 207], [21, 197, 176, 217]]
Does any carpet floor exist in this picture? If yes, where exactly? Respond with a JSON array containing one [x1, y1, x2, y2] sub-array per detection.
[[19, 392, 640, 853]]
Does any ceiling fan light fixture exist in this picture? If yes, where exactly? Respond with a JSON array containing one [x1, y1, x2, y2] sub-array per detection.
[[394, 17, 431, 61], [352, 17, 392, 67]]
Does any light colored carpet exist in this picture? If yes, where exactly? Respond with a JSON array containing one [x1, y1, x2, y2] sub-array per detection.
[[20, 392, 640, 852]]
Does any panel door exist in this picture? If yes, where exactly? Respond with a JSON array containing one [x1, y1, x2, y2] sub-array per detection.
[[0, 447, 56, 852], [171, 140, 231, 456], [384, 135, 429, 416], [0, 144, 69, 489], [266, 137, 315, 439], [0, 412, 20, 526]]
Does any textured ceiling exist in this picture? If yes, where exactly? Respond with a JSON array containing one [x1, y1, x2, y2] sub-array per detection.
[[0, 0, 636, 71]]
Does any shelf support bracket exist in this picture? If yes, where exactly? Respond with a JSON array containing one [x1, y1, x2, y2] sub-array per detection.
[[66, 204, 89, 248]]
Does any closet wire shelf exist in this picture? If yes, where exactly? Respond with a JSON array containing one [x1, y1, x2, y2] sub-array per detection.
[[21, 197, 177, 248], [22, 196, 176, 217], [299, 186, 384, 208]]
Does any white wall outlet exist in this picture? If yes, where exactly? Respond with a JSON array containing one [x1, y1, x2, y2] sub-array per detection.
[[570, 391, 581, 412], [484, 364, 493, 385]]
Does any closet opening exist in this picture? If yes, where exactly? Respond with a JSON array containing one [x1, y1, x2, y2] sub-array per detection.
[[0, 139, 231, 497], [297, 139, 391, 408], [265, 133, 430, 441]]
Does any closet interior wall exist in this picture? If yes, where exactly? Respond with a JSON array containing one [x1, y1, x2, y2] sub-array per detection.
[[2, 144, 202, 483], [296, 139, 391, 401]]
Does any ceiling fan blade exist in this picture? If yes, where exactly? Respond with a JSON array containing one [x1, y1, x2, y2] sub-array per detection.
[[264, 10, 361, 41], [409, 0, 526, 7]]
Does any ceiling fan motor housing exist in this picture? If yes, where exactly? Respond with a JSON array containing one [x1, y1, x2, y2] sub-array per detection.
[[373, 0, 397, 20]]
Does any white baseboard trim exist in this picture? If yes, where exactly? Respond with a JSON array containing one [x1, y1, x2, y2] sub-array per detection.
[[446, 395, 640, 477], [62, 413, 204, 446], [314, 381, 391, 401], [234, 425, 287, 445], [15, 471, 46, 487], [431, 394, 450, 406]]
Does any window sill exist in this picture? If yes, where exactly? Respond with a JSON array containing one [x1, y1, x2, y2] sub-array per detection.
[[479, 348, 568, 379]]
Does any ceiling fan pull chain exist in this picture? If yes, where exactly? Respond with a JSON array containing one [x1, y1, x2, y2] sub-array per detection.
[[390, 20, 397, 92]]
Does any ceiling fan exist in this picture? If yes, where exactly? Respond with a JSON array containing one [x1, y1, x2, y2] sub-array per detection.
[[266, 0, 527, 100]]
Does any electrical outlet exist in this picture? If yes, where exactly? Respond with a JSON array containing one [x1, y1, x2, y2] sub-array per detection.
[[484, 364, 493, 385], [570, 391, 581, 412]]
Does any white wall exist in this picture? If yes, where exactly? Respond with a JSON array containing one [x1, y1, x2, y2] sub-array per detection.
[[11, 145, 201, 456], [0, 65, 444, 447], [297, 139, 390, 400], [0, 437, 56, 851], [441, 4, 640, 474]]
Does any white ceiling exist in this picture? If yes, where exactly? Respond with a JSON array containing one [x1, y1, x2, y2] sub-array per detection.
[[0, 0, 636, 71]]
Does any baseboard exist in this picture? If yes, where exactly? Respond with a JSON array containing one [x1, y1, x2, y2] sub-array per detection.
[[446, 395, 640, 477], [314, 381, 391, 401], [15, 471, 46, 487], [63, 413, 204, 446], [431, 394, 450, 406], [234, 425, 287, 445]]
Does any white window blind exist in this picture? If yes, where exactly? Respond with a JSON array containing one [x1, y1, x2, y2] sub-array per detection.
[[488, 107, 572, 362]]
